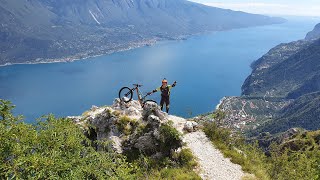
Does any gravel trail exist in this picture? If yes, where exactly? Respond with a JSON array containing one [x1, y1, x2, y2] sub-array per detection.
[[184, 131, 245, 180], [169, 115, 245, 180]]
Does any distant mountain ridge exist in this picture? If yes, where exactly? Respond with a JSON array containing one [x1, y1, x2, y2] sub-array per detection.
[[242, 38, 320, 99], [0, 0, 285, 65], [305, 23, 320, 40]]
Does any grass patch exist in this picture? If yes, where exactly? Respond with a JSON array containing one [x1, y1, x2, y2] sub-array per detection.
[[149, 168, 201, 180], [112, 110, 121, 117], [135, 149, 200, 180], [116, 116, 139, 136], [202, 111, 320, 180], [81, 110, 91, 118]]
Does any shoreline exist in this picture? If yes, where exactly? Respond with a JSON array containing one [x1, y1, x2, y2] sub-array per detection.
[[215, 96, 227, 111], [0, 23, 279, 68], [0, 35, 192, 67], [0, 20, 288, 68], [0, 39, 160, 67]]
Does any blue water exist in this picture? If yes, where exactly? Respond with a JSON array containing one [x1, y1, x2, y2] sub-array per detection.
[[0, 17, 318, 122]]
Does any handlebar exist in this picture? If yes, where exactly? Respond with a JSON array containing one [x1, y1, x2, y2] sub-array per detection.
[[133, 84, 143, 87]]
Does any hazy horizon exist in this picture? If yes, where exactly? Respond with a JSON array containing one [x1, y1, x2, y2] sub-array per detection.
[[190, 0, 320, 17]]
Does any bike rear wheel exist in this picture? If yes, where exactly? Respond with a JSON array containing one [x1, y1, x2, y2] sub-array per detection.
[[119, 87, 133, 103]]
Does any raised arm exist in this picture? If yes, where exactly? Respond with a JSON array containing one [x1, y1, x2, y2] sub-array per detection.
[[172, 81, 177, 87], [147, 87, 161, 95]]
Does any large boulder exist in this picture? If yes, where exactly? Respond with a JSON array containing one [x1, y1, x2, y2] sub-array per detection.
[[134, 132, 159, 154], [142, 101, 167, 121], [184, 121, 199, 132], [70, 99, 181, 159]]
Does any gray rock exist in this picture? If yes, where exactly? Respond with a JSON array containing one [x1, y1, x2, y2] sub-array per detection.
[[110, 136, 123, 153], [134, 133, 158, 154], [147, 115, 161, 128], [184, 121, 199, 132], [91, 105, 99, 111], [67, 116, 82, 124], [153, 128, 161, 140], [125, 106, 141, 117], [112, 98, 142, 117], [143, 101, 167, 121]]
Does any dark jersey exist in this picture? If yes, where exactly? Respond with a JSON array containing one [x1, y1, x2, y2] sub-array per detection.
[[154, 85, 173, 97]]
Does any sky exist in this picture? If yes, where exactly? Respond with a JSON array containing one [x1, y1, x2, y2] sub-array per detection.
[[190, 0, 320, 17]]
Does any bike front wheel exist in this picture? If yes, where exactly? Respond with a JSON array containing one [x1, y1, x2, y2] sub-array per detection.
[[119, 87, 133, 103]]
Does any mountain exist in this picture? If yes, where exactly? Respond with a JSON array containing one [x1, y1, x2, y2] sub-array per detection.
[[0, 0, 285, 65], [215, 23, 320, 135], [242, 38, 320, 98], [305, 23, 320, 40]]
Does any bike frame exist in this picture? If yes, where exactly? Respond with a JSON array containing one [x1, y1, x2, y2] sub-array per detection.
[[132, 85, 147, 106], [120, 84, 153, 107]]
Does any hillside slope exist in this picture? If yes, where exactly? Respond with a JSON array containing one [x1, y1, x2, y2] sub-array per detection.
[[242, 38, 320, 98], [254, 92, 320, 134], [216, 22, 320, 135], [0, 0, 285, 65], [306, 23, 320, 40]]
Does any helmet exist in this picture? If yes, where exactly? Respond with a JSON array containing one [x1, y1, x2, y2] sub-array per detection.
[[162, 78, 168, 83]]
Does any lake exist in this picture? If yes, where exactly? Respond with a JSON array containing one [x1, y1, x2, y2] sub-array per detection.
[[0, 17, 318, 122]]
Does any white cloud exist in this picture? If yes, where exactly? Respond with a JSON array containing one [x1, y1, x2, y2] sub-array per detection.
[[201, 2, 320, 17]]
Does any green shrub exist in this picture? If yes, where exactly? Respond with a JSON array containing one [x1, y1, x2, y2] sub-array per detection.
[[116, 116, 139, 135], [133, 152, 201, 180], [154, 168, 201, 180], [112, 110, 121, 117], [0, 100, 138, 179], [0, 100, 200, 180], [136, 153, 200, 180], [203, 121, 232, 144], [159, 121, 182, 155], [136, 123, 147, 135], [267, 145, 318, 180], [203, 115, 320, 180]]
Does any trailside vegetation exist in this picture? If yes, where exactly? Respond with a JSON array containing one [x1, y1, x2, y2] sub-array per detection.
[[203, 111, 320, 180], [0, 100, 199, 179]]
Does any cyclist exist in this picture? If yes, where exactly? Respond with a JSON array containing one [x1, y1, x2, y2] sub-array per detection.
[[147, 78, 177, 113]]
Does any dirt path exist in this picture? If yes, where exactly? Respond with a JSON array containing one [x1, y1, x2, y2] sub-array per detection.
[[169, 115, 245, 180]]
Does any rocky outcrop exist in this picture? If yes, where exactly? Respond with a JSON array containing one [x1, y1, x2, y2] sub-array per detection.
[[69, 99, 183, 158], [70, 99, 247, 179]]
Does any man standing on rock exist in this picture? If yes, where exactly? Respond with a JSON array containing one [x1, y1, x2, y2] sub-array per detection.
[[147, 78, 177, 113]]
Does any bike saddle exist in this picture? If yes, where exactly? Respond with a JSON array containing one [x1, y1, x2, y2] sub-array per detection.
[[133, 84, 143, 87]]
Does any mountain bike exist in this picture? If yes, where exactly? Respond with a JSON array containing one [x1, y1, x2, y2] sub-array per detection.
[[119, 84, 157, 106]]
